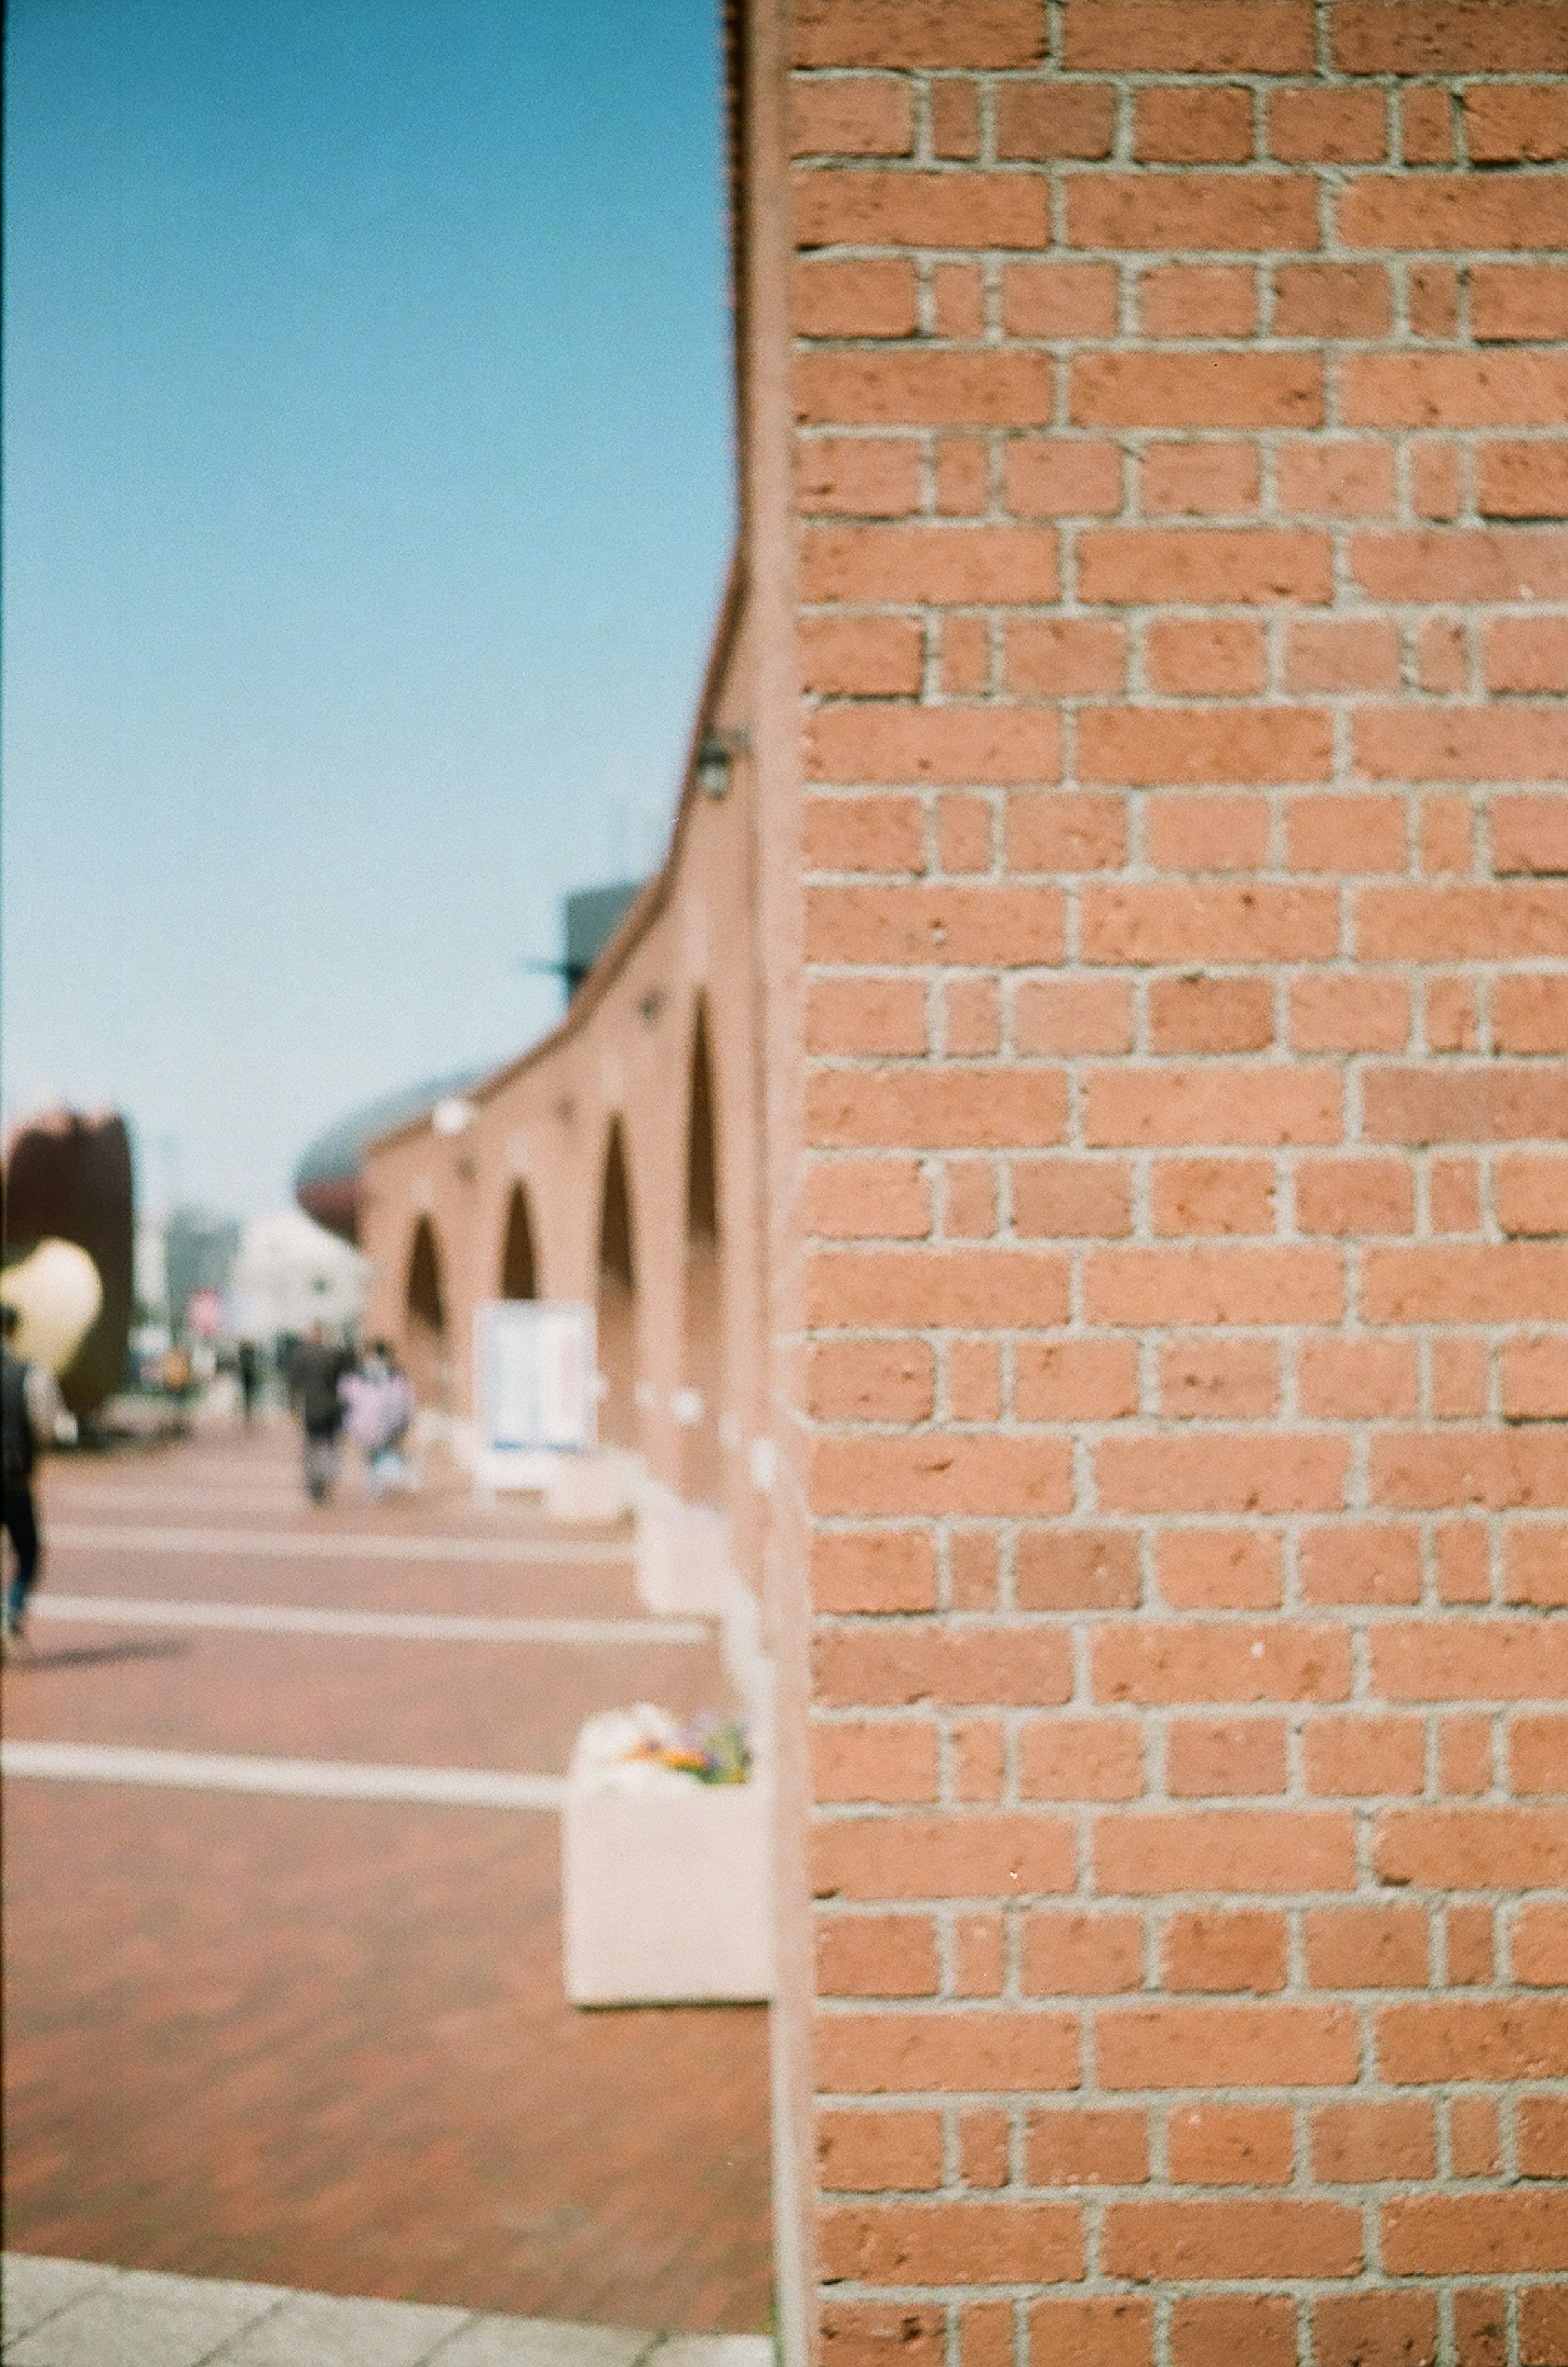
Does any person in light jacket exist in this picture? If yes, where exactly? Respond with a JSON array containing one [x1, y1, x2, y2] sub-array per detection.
[[2, 1303, 76, 1652]]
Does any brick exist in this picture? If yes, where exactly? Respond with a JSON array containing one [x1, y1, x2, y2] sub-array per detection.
[[1374, 1618, 1568, 1703], [1020, 1716, 1144, 1802], [1166, 1715, 1287, 1796], [1096, 1622, 1351, 1706], [1466, 83, 1568, 162], [1496, 794, 1568, 878], [1063, 2, 1315, 73], [942, 977, 1000, 1057], [814, 2008, 1079, 2094], [804, 792, 925, 872], [1305, 1902, 1430, 1989], [1337, 176, 1568, 257], [1101, 2196, 1361, 2279], [813, 1811, 1077, 1904], [1140, 442, 1260, 517], [1071, 354, 1322, 430], [813, 1720, 940, 1805], [819, 2197, 1084, 2284], [812, 1529, 937, 1614], [944, 1158, 999, 1242], [1005, 617, 1126, 695], [817, 1913, 941, 1997], [1507, 1527, 1568, 1609], [1381, 2189, 1568, 2278], [1290, 978, 1410, 1055], [822, 2305, 944, 2367], [1026, 2298, 1152, 2367], [806, 883, 1065, 967], [1371, 1427, 1568, 1515], [1303, 1714, 1427, 1801], [1001, 261, 1119, 339], [933, 441, 987, 522], [1350, 530, 1568, 606], [1452, 2290, 1509, 2367], [1284, 618, 1400, 693], [809, 705, 1063, 788], [1022, 1911, 1145, 1999], [1156, 1530, 1283, 1611], [1151, 1158, 1276, 1239], [994, 82, 1117, 162], [1297, 1337, 1418, 1417], [1003, 437, 1123, 518], [795, 258, 919, 339], [1361, 1245, 1568, 1325], [1478, 440, 1568, 520], [1497, 1154, 1568, 1237], [950, 1530, 1000, 1613], [811, 1338, 935, 1423], [1400, 86, 1454, 165], [819, 2107, 943, 2190], [1140, 265, 1258, 341], [1287, 795, 1406, 875], [802, 523, 1060, 604], [1082, 706, 1331, 787], [794, 170, 1051, 253], [1013, 1337, 1140, 1422], [805, 1157, 933, 1241], [812, 1431, 1074, 1517], [1313, 2293, 1438, 2367], [815, 1624, 1074, 1710], [1145, 619, 1266, 695], [1333, 4, 1568, 73], [954, 1913, 1006, 1997], [1376, 1806, 1568, 1892], [1485, 618, 1568, 696], [806, 1068, 1069, 1150], [1312, 2097, 1435, 2184], [1079, 526, 1330, 606], [1085, 1068, 1343, 1152], [807, 978, 928, 1057], [802, 615, 925, 698], [1085, 1243, 1342, 1322], [1503, 1336, 1568, 1421], [1269, 85, 1386, 163], [1521, 2289, 1568, 2367], [945, 1337, 1002, 1420], [1299, 1526, 1423, 1607], [1099, 1432, 1348, 1517], [1361, 1063, 1568, 1143], [937, 785, 991, 868], [1451, 2092, 1501, 2177], [794, 1, 1046, 67], [1027, 2105, 1149, 2184], [1438, 1712, 1493, 1797], [1355, 704, 1568, 785], [1015, 1525, 1141, 1610], [1472, 268, 1568, 345], [1273, 261, 1390, 340], [1004, 793, 1127, 873], [1512, 1711, 1568, 1800], [1167, 2102, 1293, 2187], [1514, 1902, 1568, 1987], [1135, 85, 1254, 165], [1157, 1338, 1278, 1421], [1014, 978, 1133, 1057], [1096, 1811, 1356, 1896], [791, 76, 913, 158], [799, 435, 923, 516], [930, 83, 980, 163], [1149, 976, 1273, 1054], [1070, 174, 1319, 256], [1169, 2297, 1296, 2367], [1519, 2092, 1568, 2177], [1162, 1908, 1288, 1994]]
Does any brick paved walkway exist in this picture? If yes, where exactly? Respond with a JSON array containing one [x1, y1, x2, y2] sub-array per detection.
[[2, 2253, 775, 2366], [2, 1428, 772, 2333]]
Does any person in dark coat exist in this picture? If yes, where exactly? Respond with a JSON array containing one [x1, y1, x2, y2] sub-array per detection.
[[2, 1303, 73, 1650], [288, 1324, 351, 1503]]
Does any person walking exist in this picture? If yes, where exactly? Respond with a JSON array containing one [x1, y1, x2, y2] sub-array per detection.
[[288, 1323, 350, 1504], [341, 1340, 416, 1498], [2, 1303, 76, 1652], [235, 1338, 261, 1422]]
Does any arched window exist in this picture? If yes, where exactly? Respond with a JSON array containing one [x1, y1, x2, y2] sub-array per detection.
[[403, 1214, 447, 1405], [680, 1005, 724, 1506], [499, 1181, 537, 1300], [595, 1121, 637, 1451]]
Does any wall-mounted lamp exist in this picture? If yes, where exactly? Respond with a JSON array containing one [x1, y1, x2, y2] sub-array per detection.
[[695, 725, 750, 801]]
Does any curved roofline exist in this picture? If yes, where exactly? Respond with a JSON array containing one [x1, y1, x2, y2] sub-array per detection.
[[365, 552, 746, 1162]]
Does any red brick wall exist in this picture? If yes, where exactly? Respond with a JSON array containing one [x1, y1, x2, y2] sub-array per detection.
[[783, 3, 1568, 2357]]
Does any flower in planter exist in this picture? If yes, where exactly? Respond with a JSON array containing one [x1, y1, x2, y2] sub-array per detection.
[[572, 1703, 752, 1791]]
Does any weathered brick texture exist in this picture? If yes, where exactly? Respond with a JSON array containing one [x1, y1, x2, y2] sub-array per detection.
[[790, 3, 1567, 2357]]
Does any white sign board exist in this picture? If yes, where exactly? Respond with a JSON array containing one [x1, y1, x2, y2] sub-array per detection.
[[475, 1301, 596, 1472]]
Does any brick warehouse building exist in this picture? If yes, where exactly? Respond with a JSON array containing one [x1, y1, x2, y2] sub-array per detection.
[[358, 6, 1568, 2360]]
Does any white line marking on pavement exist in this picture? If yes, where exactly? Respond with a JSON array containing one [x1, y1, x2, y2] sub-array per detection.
[[33, 1594, 710, 1647], [2, 1740, 568, 1810], [50, 1522, 628, 1566]]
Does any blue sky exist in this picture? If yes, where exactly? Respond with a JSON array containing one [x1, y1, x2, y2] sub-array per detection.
[[3, 0, 733, 1217]]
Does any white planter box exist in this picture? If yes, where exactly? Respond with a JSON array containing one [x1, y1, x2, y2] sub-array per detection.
[[562, 1775, 773, 2006], [546, 1449, 639, 1524], [636, 1490, 731, 1616]]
